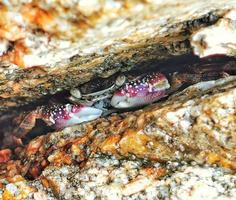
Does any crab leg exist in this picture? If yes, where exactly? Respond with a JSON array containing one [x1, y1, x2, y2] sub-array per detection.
[[169, 71, 229, 92], [12, 109, 42, 138], [187, 61, 236, 74], [1, 109, 41, 148]]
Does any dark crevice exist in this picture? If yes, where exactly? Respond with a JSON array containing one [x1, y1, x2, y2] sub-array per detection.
[[0, 54, 236, 150]]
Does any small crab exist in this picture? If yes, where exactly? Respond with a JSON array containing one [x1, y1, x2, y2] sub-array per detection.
[[69, 72, 171, 110], [69, 61, 236, 110], [78, 67, 232, 110]]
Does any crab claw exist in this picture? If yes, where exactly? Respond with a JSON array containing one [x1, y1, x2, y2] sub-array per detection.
[[42, 104, 102, 129], [111, 72, 170, 108]]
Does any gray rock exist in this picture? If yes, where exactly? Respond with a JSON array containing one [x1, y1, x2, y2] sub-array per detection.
[[0, 0, 235, 112]]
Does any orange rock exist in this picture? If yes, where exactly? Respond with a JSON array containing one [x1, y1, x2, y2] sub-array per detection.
[[6, 175, 25, 184], [21, 4, 54, 31], [100, 134, 121, 154], [26, 136, 45, 156], [142, 167, 167, 179], [2, 190, 15, 200], [119, 129, 152, 156], [0, 149, 11, 163], [41, 177, 50, 189], [48, 151, 72, 166]]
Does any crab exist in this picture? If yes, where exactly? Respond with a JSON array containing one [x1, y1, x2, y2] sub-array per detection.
[[68, 61, 235, 109], [69, 71, 177, 110], [1, 59, 236, 152]]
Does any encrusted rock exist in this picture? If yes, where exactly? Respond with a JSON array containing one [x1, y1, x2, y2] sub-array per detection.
[[1, 155, 236, 200], [0, 76, 235, 184], [0, 0, 235, 112], [0, 1, 236, 200], [191, 10, 236, 57]]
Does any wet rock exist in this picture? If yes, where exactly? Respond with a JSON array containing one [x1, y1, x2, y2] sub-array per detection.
[[1, 155, 236, 200], [0, 0, 235, 112]]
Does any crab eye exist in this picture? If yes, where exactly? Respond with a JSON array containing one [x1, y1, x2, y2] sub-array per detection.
[[115, 75, 127, 86], [70, 88, 82, 99]]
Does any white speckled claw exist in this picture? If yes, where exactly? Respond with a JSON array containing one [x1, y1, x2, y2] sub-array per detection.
[[6, 104, 103, 148], [42, 104, 103, 129], [111, 72, 170, 108]]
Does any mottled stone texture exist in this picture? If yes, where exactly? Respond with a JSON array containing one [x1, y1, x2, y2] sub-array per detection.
[[0, 0, 235, 112], [1, 1, 236, 199], [0, 76, 236, 199]]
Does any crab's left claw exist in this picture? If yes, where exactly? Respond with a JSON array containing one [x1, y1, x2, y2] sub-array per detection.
[[42, 104, 103, 129]]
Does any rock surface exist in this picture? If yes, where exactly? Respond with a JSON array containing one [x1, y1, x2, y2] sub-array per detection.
[[0, 76, 236, 199], [1, 1, 236, 200], [0, 0, 235, 112], [191, 10, 236, 57]]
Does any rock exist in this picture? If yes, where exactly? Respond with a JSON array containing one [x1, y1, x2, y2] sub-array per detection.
[[1, 76, 235, 178], [0, 0, 235, 112], [1, 1, 236, 199], [191, 10, 236, 57], [1, 155, 236, 200]]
